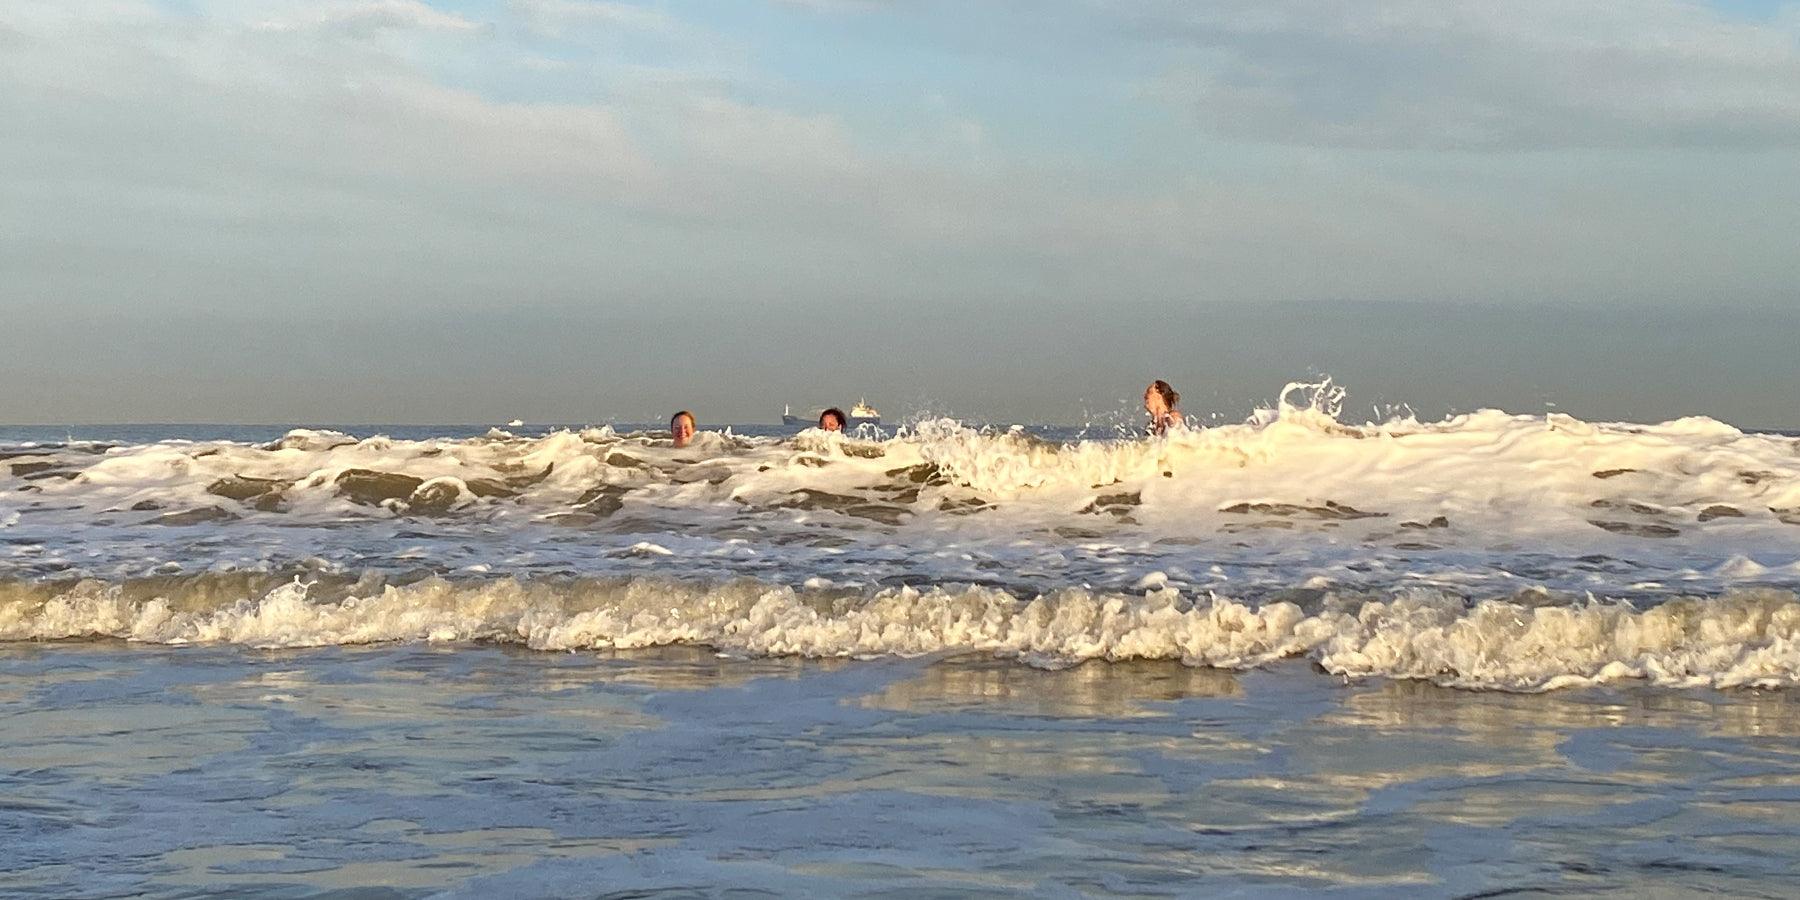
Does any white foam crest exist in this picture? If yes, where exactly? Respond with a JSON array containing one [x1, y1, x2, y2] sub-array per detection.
[[1313, 591, 1800, 690], [6, 576, 1800, 691], [8, 396, 1796, 520], [6, 389, 1800, 596], [1248, 378, 1349, 429]]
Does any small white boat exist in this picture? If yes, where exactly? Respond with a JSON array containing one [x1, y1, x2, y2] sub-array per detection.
[[782, 400, 881, 426]]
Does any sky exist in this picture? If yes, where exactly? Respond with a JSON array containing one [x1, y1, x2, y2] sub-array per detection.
[[2, 0, 1798, 427]]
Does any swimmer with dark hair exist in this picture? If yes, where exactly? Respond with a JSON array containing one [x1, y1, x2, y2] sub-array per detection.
[[1144, 380, 1181, 435], [818, 408, 847, 432], [670, 410, 696, 448]]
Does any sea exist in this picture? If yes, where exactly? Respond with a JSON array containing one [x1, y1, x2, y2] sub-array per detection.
[[5, 382, 1800, 897]]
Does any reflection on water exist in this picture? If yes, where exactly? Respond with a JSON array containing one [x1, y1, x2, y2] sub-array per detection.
[[863, 654, 1241, 718], [1341, 676, 1800, 739], [3, 645, 1799, 897]]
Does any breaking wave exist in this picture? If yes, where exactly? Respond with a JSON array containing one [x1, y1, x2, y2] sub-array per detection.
[[5, 573, 1800, 692], [7, 381, 1800, 690]]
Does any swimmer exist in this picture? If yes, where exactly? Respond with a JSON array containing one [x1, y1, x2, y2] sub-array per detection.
[[819, 407, 847, 432], [670, 410, 696, 448], [1144, 380, 1181, 435]]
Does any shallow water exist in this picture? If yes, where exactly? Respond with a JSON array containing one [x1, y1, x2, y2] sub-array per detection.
[[6, 397, 1800, 893], [4, 643, 1800, 897], [7, 396, 1800, 690]]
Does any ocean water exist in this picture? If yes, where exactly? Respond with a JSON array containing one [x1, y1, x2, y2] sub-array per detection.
[[6, 383, 1800, 895]]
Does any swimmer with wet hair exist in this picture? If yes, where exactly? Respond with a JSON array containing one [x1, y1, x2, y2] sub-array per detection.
[[670, 410, 696, 448], [1144, 380, 1181, 436], [818, 408, 847, 432]]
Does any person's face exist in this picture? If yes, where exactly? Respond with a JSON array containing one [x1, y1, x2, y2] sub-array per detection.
[[821, 414, 842, 432], [671, 414, 695, 447], [1144, 384, 1168, 418]]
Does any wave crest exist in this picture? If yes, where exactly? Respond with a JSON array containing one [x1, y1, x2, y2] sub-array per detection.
[[6, 574, 1800, 692]]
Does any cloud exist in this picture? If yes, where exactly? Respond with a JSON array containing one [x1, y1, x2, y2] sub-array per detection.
[[771, 0, 895, 12], [0, 0, 1184, 260], [509, 0, 681, 37], [1122, 0, 1800, 149], [3, 0, 1797, 320], [252, 0, 485, 35], [2, 1, 1800, 424]]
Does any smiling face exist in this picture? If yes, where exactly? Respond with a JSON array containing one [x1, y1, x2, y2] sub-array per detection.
[[670, 412, 696, 448], [820, 412, 843, 432]]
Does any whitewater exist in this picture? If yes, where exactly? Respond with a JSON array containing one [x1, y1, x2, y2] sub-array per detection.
[[5, 383, 1800, 691], [11, 384, 1800, 898]]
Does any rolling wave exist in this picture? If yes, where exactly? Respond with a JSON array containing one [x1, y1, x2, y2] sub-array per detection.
[[5, 572, 1799, 691], [6, 381, 1800, 683]]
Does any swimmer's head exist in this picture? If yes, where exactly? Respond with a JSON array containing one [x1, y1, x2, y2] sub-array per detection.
[[819, 408, 847, 432], [670, 410, 696, 448], [1144, 380, 1179, 417]]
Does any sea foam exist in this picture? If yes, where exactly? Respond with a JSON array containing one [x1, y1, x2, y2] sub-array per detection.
[[5, 574, 1800, 691], [6, 383, 1800, 689]]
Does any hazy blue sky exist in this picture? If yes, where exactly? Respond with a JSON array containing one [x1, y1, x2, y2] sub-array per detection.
[[3, 1, 1798, 426]]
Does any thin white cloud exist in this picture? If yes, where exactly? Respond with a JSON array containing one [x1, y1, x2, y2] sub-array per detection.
[[253, 0, 484, 35], [771, 0, 893, 12], [1122, 0, 1800, 149], [510, 0, 682, 37]]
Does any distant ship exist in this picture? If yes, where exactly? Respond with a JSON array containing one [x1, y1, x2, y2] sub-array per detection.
[[783, 400, 881, 427]]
